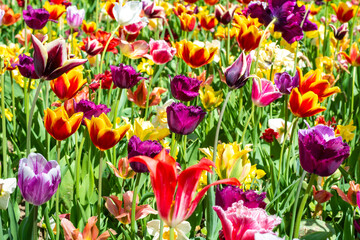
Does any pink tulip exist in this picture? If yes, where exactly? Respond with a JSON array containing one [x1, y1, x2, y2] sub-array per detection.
[[147, 38, 176, 65], [251, 79, 282, 107], [119, 40, 149, 59]]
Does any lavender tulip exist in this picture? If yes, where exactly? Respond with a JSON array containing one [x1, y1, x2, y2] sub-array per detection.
[[298, 123, 350, 177], [74, 100, 111, 124], [32, 35, 87, 80], [274, 70, 299, 94], [66, 6, 85, 29], [224, 52, 252, 89], [17, 54, 39, 79], [128, 135, 162, 172], [166, 102, 206, 135], [170, 75, 201, 102], [18, 153, 61, 206], [23, 6, 50, 30], [110, 63, 144, 89]]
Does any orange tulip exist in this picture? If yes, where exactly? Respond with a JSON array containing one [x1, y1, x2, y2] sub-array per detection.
[[50, 69, 87, 101], [236, 24, 262, 52], [127, 80, 167, 108], [331, 2, 356, 23], [297, 67, 340, 102], [198, 13, 218, 31], [175, 39, 218, 68], [82, 21, 96, 35], [44, 106, 83, 141], [43, 2, 66, 21], [289, 88, 326, 118], [1, 6, 21, 26], [178, 12, 196, 32], [84, 113, 130, 151], [340, 42, 360, 66]]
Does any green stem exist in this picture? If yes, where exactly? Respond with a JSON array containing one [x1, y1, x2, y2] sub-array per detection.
[[227, 24, 231, 65], [0, 211, 3, 240], [159, 220, 164, 240], [169, 227, 175, 240], [32, 205, 38, 240], [323, 1, 328, 56], [10, 72, 15, 132], [76, 135, 86, 202], [289, 171, 306, 240], [284, 117, 299, 183], [350, 66, 357, 119], [1, 60, 7, 178], [144, 64, 165, 120], [182, 134, 187, 168], [240, 103, 255, 145], [56, 141, 61, 240], [43, 205, 55, 240], [112, 89, 123, 124], [294, 174, 317, 239], [277, 95, 289, 182], [97, 150, 104, 228], [26, 80, 44, 156], [131, 173, 142, 238], [170, 132, 177, 157]]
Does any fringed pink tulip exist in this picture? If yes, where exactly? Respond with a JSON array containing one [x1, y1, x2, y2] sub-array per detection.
[[251, 79, 282, 107]]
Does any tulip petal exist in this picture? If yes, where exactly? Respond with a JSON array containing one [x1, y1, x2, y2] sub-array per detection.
[[45, 59, 88, 80], [32, 35, 48, 77]]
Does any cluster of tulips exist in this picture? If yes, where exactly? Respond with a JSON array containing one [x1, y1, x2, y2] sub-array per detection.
[[0, 0, 359, 239]]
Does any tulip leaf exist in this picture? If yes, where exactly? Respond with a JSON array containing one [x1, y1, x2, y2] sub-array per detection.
[[299, 219, 336, 240], [7, 200, 18, 240], [18, 205, 35, 240]]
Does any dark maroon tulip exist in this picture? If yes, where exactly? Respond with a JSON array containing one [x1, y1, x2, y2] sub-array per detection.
[[329, 24, 348, 41], [274, 70, 299, 94], [166, 102, 206, 135], [170, 75, 201, 102], [110, 63, 144, 89], [74, 100, 111, 124], [83, 39, 103, 56], [224, 52, 252, 89], [128, 135, 162, 172], [23, 6, 50, 30], [215, 5, 236, 25], [17, 54, 39, 79], [298, 123, 350, 177]]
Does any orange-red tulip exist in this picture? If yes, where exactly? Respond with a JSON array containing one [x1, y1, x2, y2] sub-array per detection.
[[82, 21, 96, 35], [105, 1, 116, 19], [204, 0, 219, 5], [44, 106, 83, 141], [127, 80, 167, 108], [178, 12, 196, 32], [289, 88, 326, 118], [340, 42, 360, 66], [331, 2, 356, 23], [198, 13, 218, 31], [1, 6, 21, 26], [50, 69, 87, 101], [84, 113, 130, 151]]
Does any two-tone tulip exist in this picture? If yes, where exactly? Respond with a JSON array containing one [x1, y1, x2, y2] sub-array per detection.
[[331, 2, 356, 23], [329, 24, 348, 41], [127, 80, 167, 108], [82, 21, 96, 35], [214, 4, 236, 25], [178, 12, 196, 32], [43, 1, 66, 21], [84, 113, 130, 151], [31, 35, 87, 80], [340, 42, 360, 67], [224, 52, 252, 89], [236, 24, 262, 52], [289, 88, 326, 118], [119, 40, 149, 59], [44, 106, 83, 141], [147, 39, 176, 65], [251, 79, 282, 107], [82, 38, 103, 56]]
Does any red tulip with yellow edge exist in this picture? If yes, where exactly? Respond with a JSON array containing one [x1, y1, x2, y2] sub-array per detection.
[[198, 13, 218, 31], [236, 24, 262, 52], [50, 69, 87, 101], [178, 12, 196, 32], [84, 113, 131, 151], [175, 39, 218, 68], [44, 106, 83, 141], [214, 26, 239, 39], [330, 2, 356, 23], [82, 21, 96, 35], [297, 67, 340, 103], [43, 2, 66, 21], [289, 88, 326, 118], [340, 42, 360, 67]]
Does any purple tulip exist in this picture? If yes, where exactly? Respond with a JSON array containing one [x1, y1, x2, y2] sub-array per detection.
[[74, 100, 111, 124], [251, 79, 282, 107], [128, 135, 162, 172], [216, 186, 266, 211], [23, 6, 50, 30], [247, 0, 317, 44], [298, 123, 350, 177], [18, 153, 61, 206], [110, 64, 144, 89], [224, 52, 252, 89], [329, 24, 348, 41], [17, 54, 39, 79], [166, 102, 206, 135], [32, 35, 87, 80], [274, 70, 299, 94], [170, 75, 201, 102], [66, 6, 85, 29]]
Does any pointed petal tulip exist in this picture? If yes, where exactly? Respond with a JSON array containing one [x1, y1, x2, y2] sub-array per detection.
[[50, 69, 87, 101], [107, 158, 136, 179], [127, 79, 167, 108], [44, 106, 83, 141], [198, 13, 218, 31], [224, 52, 252, 89], [329, 23, 348, 41], [340, 43, 360, 67], [214, 4, 236, 25], [84, 113, 130, 151], [32, 35, 87, 80], [251, 79, 282, 107], [129, 149, 240, 228], [289, 88, 326, 118], [332, 181, 360, 206]]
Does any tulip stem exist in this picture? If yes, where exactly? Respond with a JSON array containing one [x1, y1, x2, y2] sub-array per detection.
[[289, 171, 306, 240], [97, 150, 104, 229], [284, 117, 299, 183], [32, 205, 38, 240], [56, 140, 61, 240], [76, 135, 86, 203], [169, 227, 175, 240], [322, 1, 328, 56], [350, 66, 357, 120], [293, 173, 317, 239], [1, 59, 7, 178], [277, 95, 289, 182], [170, 132, 177, 157], [131, 173, 142, 238], [240, 103, 254, 146], [26, 79, 44, 157]]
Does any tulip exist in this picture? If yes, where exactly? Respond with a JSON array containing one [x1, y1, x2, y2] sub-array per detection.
[[127, 80, 167, 108], [119, 40, 149, 59], [224, 52, 252, 89], [84, 113, 130, 151], [90, 70, 116, 91], [147, 220, 191, 240], [107, 158, 136, 179], [74, 100, 111, 124], [331, 2, 355, 23], [332, 181, 359, 206], [23, 6, 50, 30], [43, 2, 66, 21], [128, 135, 162, 172], [236, 24, 262, 52], [110, 63, 145, 89], [31, 35, 87, 80], [313, 186, 333, 204], [123, 117, 170, 141], [175, 39, 218, 68], [289, 88, 326, 118], [129, 149, 241, 227], [105, 1, 116, 19], [213, 201, 282, 240], [251, 79, 282, 107], [94, 30, 121, 54], [104, 191, 157, 224], [119, 22, 147, 42], [329, 23, 348, 41], [61, 216, 116, 240], [199, 85, 223, 111], [112, 0, 147, 26], [82, 21, 96, 35], [18, 153, 61, 206], [142, 0, 166, 19], [215, 26, 239, 39], [66, 6, 85, 29], [340, 42, 360, 67], [44, 106, 83, 141], [166, 102, 206, 135], [147, 38, 176, 65], [63, 86, 90, 117], [198, 13, 218, 31], [17, 54, 39, 79], [205, 0, 219, 5], [0, 178, 16, 209], [298, 123, 350, 177], [170, 75, 202, 102], [82, 38, 103, 56], [214, 4, 236, 25], [0, 6, 21, 26], [50, 69, 87, 101], [268, 118, 292, 144], [274, 71, 300, 95], [178, 12, 196, 32]]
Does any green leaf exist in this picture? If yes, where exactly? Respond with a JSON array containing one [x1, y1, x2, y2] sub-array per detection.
[[299, 219, 336, 240], [18, 205, 35, 240]]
